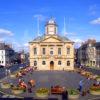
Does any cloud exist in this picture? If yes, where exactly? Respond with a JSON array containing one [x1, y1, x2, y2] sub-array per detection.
[[90, 18, 100, 25], [73, 38, 84, 48], [12, 40, 29, 52], [0, 28, 14, 37], [62, 31, 76, 36], [24, 43, 28, 47], [0, 38, 4, 42], [89, 4, 97, 16]]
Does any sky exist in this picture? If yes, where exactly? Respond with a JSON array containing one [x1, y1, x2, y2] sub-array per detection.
[[0, 0, 100, 51]]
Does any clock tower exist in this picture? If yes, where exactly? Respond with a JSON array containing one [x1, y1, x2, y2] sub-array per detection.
[[45, 18, 57, 35]]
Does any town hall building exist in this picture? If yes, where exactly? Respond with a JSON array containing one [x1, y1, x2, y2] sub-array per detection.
[[29, 19, 74, 70]]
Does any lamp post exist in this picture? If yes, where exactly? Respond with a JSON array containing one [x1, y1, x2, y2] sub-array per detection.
[[5, 68, 8, 80]]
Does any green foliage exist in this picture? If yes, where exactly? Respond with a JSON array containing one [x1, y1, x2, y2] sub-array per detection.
[[36, 88, 49, 94], [68, 89, 79, 95]]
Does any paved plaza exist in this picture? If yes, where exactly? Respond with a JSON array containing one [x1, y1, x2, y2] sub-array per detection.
[[0, 70, 100, 100]]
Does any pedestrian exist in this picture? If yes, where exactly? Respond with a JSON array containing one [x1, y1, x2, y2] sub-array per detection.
[[78, 80, 84, 92], [62, 90, 68, 100], [80, 65, 82, 69], [28, 84, 32, 93]]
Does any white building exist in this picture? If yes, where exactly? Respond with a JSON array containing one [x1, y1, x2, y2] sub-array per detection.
[[0, 43, 14, 67]]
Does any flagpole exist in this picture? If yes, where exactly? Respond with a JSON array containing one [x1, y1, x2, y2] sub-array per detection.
[[64, 17, 66, 36]]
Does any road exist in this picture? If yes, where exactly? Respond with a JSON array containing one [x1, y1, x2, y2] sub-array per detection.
[[0, 63, 28, 79], [82, 67, 100, 75]]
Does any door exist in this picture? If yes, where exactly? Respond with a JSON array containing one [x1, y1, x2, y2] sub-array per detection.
[[50, 61, 54, 70]]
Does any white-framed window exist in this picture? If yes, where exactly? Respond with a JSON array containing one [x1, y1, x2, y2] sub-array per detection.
[[34, 61, 37, 66], [67, 48, 70, 54], [50, 51, 53, 55], [42, 61, 46, 65], [58, 61, 61, 65], [67, 61, 70, 66], [58, 48, 61, 55], [34, 48, 37, 55], [42, 48, 46, 55]]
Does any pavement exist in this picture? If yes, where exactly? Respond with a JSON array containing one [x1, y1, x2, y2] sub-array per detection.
[[0, 63, 28, 79], [82, 67, 100, 75], [0, 70, 100, 100]]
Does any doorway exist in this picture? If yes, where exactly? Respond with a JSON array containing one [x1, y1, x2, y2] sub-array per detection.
[[50, 61, 54, 70]]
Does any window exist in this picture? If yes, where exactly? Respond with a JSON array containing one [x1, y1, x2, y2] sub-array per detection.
[[34, 48, 37, 55], [67, 48, 70, 54], [0, 61, 1, 63], [67, 61, 70, 66], [42, 48, 46, 55], [58, 48, 61, 55], [2, 61, 3, 63], [50, 51, 53, 55], [2, 56, 3, 59], [42, 61, 46, 65], [58, 61, 61, 65], [34, 61, 37, 66]]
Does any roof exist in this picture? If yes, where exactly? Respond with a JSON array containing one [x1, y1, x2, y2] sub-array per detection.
[[45, 18, 57, 26], [29, 34, 73, 43], [0, 43, 14, 50], [79, 42, 100, 50], [78, 44, 88, 50], [94, 42, 100, 49]]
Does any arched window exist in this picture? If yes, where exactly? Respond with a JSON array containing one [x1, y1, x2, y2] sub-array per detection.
[[58, 61, 61, 65], [34, 61, 37, 66], [42, 61, 46, 65], [67, 61, 70, 66]]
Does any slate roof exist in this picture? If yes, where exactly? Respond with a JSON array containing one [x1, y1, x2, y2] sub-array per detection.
[[29, 34, 73, 43], [94, 42, 100, 49]]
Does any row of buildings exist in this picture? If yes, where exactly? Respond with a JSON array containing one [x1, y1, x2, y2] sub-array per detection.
[[1, 19, 99, 69], [29, 18, 100, 70], [0, 43, 28, 67], [76, 39, 100, 68]]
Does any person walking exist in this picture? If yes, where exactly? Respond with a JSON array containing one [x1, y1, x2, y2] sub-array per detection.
[[78, 80, 84, 92], [62, 90, 68, 100]]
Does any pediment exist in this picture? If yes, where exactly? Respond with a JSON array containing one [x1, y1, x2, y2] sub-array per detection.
[[41, 36, 63, 43]]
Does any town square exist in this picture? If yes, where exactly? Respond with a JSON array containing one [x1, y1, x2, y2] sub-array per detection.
[[0, 66, 100, 100], [0, 0, 100, 100]]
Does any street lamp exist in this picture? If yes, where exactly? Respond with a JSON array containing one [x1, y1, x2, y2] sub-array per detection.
[[5, 69, 8, 79]]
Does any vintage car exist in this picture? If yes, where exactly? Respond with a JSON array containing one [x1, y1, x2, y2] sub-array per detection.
[[51, 85, 65, 94]]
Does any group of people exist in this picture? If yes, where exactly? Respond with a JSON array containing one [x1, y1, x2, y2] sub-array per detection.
[[18, 78, 35, 93]]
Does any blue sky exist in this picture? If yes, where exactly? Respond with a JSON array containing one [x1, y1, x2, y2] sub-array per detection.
[[0, 0, 100, 51]]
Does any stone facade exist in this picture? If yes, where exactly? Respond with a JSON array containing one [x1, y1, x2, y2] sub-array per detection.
[[29, 19, 74, 70], [78, 40, 100, 68]]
